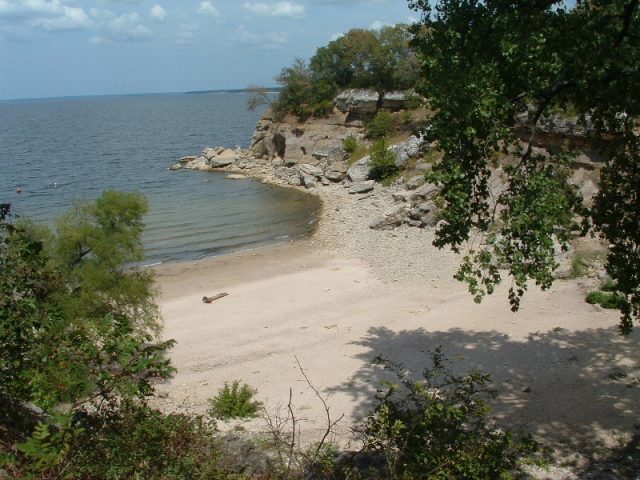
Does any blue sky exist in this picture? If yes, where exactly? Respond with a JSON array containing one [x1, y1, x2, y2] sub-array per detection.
[[0, 0, 417, 99]]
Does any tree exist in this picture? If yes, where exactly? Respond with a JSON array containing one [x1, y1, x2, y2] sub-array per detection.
[[0, 191, 174, 411], [408, 0, 640, 333]]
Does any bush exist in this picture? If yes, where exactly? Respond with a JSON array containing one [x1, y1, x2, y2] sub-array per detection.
[[365, 111, 394, 139], [586, 290, 626, 310], [404, 92, 423, 110], [6, 401, 223, 479], [368, 138, 399, 182], [359, 349, 535, 479], [208, 381, 262, 420], [343, 135, 358, 154]]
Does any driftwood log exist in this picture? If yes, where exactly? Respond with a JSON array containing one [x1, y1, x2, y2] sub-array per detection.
[[202, 292, 229, 303]]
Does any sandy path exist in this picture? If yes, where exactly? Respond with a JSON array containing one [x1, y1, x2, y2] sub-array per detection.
[[154, 182, 640, 469]]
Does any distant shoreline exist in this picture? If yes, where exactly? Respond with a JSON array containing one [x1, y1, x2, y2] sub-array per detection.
[[1, 87, 283, 103]]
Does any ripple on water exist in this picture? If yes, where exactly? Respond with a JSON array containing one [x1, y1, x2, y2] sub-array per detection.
[[0, 93, 320, 263]]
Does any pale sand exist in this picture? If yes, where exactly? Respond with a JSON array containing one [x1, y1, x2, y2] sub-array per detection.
[[154, 183, 640, 463]]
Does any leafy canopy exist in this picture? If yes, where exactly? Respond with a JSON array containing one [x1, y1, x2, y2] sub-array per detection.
[[272, 24, 420, 119], [0, 191, 174, 411], [409, 0, 640, 333]]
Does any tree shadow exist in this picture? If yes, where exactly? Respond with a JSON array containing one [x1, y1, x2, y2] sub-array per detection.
[[328, 325, 640, 460]]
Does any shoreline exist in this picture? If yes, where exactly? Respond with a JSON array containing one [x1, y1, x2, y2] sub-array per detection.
[[153, 172, 640, 466]]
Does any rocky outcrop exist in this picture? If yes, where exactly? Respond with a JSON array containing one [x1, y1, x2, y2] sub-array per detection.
[[381, 91, 409, 111], [249, 111, 363, 169], [334, 89, 379, 114]]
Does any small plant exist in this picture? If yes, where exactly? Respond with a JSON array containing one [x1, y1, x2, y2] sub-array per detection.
[[368, 138, 399, 182], [342, 135, 358, 154], [400, 110, 414, 127], [404, 92, 423, 110], [600, 279, 618, 292], [208, 380, 262, 420], [359, 349, 535, 479], [365, 111, 395, 139], [570, 251, 589, 278], [586, 290, 626, 310]]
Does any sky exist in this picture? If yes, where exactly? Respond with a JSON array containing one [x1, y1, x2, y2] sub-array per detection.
[[0, 0, 418, 100]]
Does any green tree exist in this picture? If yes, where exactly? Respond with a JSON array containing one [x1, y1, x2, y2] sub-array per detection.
[[369, 138, 399, 182], [0, 191, 174, 411], [409, 0, 640, 333]]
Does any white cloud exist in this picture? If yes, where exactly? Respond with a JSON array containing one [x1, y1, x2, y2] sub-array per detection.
[[232, 25, 287, 48], [243, 1, 305, 19], [150, 4, 167, 23], [197, 1, 219, 18], [0, 1, 91, 33], [34, 6, 91, 31], [329, 32, 343, 41], [88, 11, 151, 43]]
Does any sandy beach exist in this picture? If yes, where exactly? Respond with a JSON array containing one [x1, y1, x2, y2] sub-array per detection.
[[154, 181, 640, 466]]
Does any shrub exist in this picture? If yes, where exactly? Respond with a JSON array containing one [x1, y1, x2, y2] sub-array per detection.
[[368, 138, 399, 182], [343, 135, 358, 154], [586, 290, 626, 310], [365, 111, 395, 139], [404, 92, 423, 110], [359, 349, 535, 479], [208, 381, 262, 420], [7, 402, 223, 479]]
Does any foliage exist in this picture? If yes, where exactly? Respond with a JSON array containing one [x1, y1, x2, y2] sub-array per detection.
[[0, 192, 174, 411], [342, 135, 358, 154], [586, 291, 626, 310], [208, 380, 262, 420], [360, 349, 534, 479], [408, 0, 640, 332], [272, 59, 337, 120], [273, 24, 420, 119], [7, 401, 223, 480], [586, 280, 626, 309], [369, 138, 399, 182], [365, 111, 395, 139]]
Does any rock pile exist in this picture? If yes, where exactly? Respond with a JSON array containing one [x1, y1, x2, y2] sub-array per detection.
[[171, 147, 260, 172]]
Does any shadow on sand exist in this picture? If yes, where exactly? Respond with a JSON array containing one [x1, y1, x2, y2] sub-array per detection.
[[328, 324, 640, 474]]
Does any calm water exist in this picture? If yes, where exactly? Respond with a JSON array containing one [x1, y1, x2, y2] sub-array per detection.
[[0, 93, 320, 264]]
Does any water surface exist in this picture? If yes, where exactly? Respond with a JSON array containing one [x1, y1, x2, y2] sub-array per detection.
[[0, 93, 319, 263]]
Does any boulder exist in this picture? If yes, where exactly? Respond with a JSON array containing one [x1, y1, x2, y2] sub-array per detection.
[[409, 201, 439, 227], [405, 175, 425, 190], [370, 206, 408, 230], [287, 175, 303, 186], [299, 163, 324, 178], [381, 90, 408, 111], [349, 180, 375, 194], [302, 174, 318, 189], [334, 89, 380, 114], [218, 433, 273, 478], [210, 158, 235, 168], [169, 163, 182, 171], [325, 170, 346, 182], [389, 135, 426, 168], [225, 174, 247, 180], [411, 182, 441, 201], [347, 155, 371, 182], [178, 155, 197, 164], [185, 156, 209, 171]]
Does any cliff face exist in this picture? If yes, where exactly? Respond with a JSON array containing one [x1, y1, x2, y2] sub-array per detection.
[[248, 89, 419, 170], [249, 110, 363, 169]]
